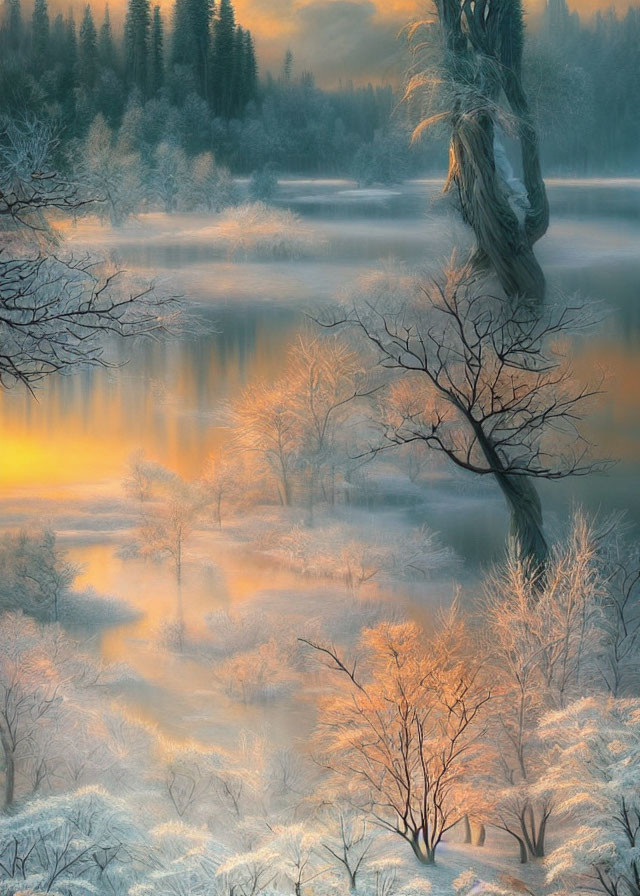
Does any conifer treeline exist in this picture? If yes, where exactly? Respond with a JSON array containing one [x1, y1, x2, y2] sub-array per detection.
[[0, 0, 257, 126], [0, 0, 638, 175]]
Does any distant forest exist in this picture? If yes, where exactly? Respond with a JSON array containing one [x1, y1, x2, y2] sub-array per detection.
[[0, 0, 638, 178]]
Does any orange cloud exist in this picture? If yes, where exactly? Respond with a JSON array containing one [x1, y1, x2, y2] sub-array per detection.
[[56, 0, 639, 86]]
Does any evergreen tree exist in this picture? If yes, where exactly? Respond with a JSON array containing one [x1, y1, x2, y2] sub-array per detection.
[[232, 24, 244, 112], [171, 0, 212, 100], [150, 5, 164, 94], [59, 14, 78, 123], [78, 5, 98, 90], [210, 0, 235, 117], [282, 48, 292, 83], [5, 0, 22, 52], [170, 0, 190, 66], [98, 5, 117, 70], [31, 0, 49, 70], [124, 0, 151, 96], [243, 29, 257, 104]]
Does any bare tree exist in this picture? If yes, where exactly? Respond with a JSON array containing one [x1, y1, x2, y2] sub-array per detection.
[[0, 116, 88, 228], [0, 253, 176, 391], [201, 449, 242, 529], [302, 610, 490, 866], [232, 380, 299, 506], [287, 334, 374, 522], [328, 263, 604, 571], [321, 808, 377, 892], [0, 116, 178, 392], [407, 1, 549, 300]]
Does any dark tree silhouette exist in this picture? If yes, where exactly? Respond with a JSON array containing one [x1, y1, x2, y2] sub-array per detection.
[[409, 0, 549, 301], [328, 264, 605, 572], [124, 0, 151, 95], [78, 5, 98, 91], [150, 5, 164, 95]]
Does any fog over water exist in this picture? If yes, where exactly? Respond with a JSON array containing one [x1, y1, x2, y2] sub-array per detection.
[[0, 178, 638, 738]]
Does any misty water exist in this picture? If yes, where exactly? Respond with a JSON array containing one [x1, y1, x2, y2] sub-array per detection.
[[0, 178, 638, 741]]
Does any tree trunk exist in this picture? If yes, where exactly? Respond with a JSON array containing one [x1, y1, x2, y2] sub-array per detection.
[[505, 829, 528, 864], [461, 814, 472, 844], [516, 835, 528, 864], [408, 831, 436, 865], [448, 112, 546, 302], [472, 822, 486, 847], [494, 471, 548, 573], [0, 727, 15, 810], [437, 0, 549, 303], [469, 417, 548, 573]]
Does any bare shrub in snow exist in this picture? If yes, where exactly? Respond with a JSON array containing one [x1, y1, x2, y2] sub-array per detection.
[[216, 639, 300, 703], [216, 202, 321, 259]]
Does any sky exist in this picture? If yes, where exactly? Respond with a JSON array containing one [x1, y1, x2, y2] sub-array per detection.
[[236, 0, 638, 86], [54, 0, 639, 87]]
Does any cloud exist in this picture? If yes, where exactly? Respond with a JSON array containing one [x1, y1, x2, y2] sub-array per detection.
[[245, 0, 411, 87]]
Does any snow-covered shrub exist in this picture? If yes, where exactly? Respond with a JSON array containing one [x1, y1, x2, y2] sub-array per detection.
[[216, 639, 300, 703], [0, 788, 147, 895], [132, 821, 227, 896], [215, 202, 321, 259], [453, 870, 532, 895], [203, 608, 274, 658], [538, 696, 640, 896], [263, 521, 456, 590]]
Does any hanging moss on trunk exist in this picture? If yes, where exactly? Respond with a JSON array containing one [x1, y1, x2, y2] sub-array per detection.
[[413, 0, 549, 302]]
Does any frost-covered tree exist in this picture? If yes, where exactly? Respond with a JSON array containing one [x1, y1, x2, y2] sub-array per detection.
[[79, 113, 145, 223], [161, 738, 265, 829], [0, 116, 84, 228], [132, 821, 227, 896], [0, 527, 76, 622], [216, 845, 278, 896], [287, 334, 372, 521], [0, 613, 65, 808], [270, 824, 326, 896], [0, 787, 147, 893], [595, 527, 640, 698], [321, 808, 377, 893], [233, 380, 299, 506], [0, 613, 138, 808], [479, 516, 604, 861], [0, 117, 173, 390], [151, 141, 190, 212], [304, 611, 490, 865], [539, 697, 640, 896], [125, 455, 205, 588], [201, 449, 242, 529]]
